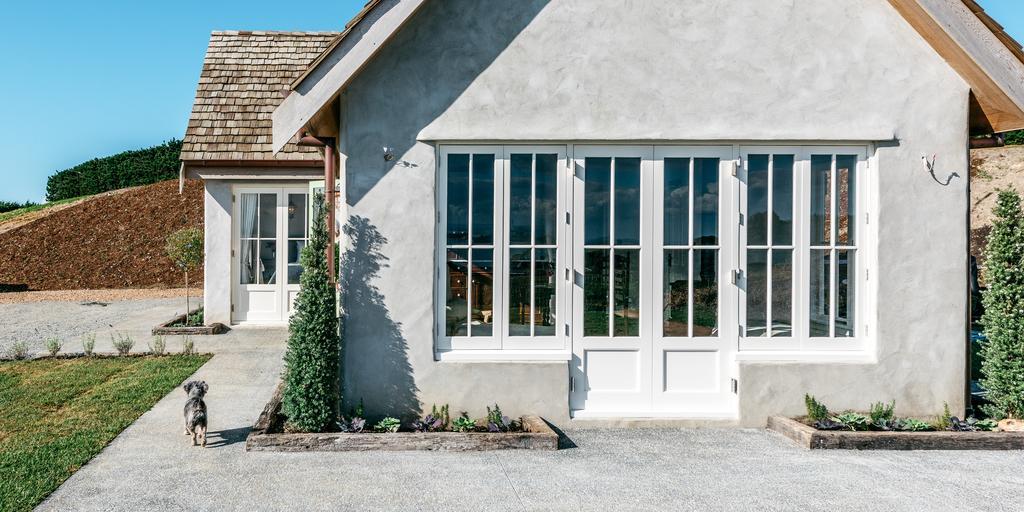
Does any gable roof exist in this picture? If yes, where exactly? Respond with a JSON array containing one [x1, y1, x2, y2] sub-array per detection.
[[181, 31, 339, 163], [270, 0, 1024, 150]]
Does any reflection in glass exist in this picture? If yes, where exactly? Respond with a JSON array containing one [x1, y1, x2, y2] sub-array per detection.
[[663, 249, 689, 337], [471, 154, 494, 245], [241, 194, 258, 238], [693, 249, 718, 336], [614, 158, 641, 245], [470, 249, 494, 336], [288, 240, 305, 265], [836, 249, 855, 337], [509, 154, 532, 245], [534, 248, 557, 336], [259, 240, 277, 284], [535, 154, 558, 246], [447, 154, 470, 245], [613, 249, 640, 336], [809, 249, 831, 337], [748, 155, 769, 246], [259, 193, 277, 239], [693, 158, 719, 245], [584, 250, 610, 336], [585, 158, 611, 246], [772, 155, 794, 246], [837, 155, 857, 245], [746, 249, 768, 337], [288, 194, 307, 238], [771, 250, 793, 336], [508, 248, 531, 337], [445, 249, 468, 336], [811, 155, 832, 246], [664, 158, 690, 246], [288, 265, 303, 284]]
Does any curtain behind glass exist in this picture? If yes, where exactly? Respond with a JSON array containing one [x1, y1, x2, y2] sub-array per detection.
[[240, 194, 258, 284]]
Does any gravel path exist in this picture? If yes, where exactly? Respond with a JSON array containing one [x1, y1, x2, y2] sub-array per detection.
[[0, 288, 197, 304], [0, 296, 201, 357]]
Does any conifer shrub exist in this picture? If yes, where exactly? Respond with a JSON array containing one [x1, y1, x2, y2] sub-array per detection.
[[281, 193, 340, 432], [980, 190, 1024, 419]]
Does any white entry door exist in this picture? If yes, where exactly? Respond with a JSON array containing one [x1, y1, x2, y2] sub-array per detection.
[[570, 146, 737, 417], [233, 186, 309, 324]]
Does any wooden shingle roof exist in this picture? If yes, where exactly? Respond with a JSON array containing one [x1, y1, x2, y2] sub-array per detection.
[[181, 31, 340, 163]]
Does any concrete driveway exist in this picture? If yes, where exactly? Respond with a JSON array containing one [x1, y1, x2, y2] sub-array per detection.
[[31, 322, 1024, 511]]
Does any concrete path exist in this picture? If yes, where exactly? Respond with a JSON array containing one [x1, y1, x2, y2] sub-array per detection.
[[34, 322, 1024, 511]]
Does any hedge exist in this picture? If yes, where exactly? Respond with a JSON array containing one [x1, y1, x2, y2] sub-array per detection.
[[45, 139, 183, 202], [1005, 130, 1024, 146], [0, 200, 38, 214]]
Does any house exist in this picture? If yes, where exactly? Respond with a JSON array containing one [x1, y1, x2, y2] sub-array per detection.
[[182, 0, 1024, 426]]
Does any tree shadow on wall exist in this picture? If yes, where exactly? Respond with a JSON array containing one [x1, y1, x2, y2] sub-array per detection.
[[339, 216, 420, 422]]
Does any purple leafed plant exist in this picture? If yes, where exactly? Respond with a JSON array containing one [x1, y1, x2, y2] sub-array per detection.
[[486, 404, 514, 433], [339, 416, 366, 433], [412, 414, 444, 433]]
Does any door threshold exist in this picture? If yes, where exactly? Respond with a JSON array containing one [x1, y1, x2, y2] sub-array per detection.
[[569, 413, 739, 429]]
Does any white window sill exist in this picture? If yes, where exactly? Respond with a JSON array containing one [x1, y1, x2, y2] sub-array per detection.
[[434, 350, 572, 362], [735, 351, 876, 364]]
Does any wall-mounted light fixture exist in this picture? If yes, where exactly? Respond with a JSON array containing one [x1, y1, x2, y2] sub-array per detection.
[[383, 146, 395, 162]]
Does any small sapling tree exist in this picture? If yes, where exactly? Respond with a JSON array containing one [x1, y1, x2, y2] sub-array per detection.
[[281, 193, 340, 432], [980, 190, 1024, 419], [166, 227, 203, 325]]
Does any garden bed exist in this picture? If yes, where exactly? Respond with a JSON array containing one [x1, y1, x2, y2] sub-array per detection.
[[152, 309, 227, 336], [768, 416, 1024, 450], [246, 383, 559, 452]]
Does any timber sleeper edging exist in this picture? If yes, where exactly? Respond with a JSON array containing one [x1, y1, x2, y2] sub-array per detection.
[[246, 382, 559, 452], [152, 311, 228, 336], [768, 415, 1024, 450]]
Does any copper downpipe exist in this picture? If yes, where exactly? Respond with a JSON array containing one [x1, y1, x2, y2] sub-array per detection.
[[298, 134, 338, 285]]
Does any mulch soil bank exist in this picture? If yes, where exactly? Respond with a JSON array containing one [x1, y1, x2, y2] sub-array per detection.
[[0, 179, 204, 290]]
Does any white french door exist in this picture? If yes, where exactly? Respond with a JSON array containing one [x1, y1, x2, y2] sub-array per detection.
[[233, 186, 309, 324], [569, 146, 738, 417]]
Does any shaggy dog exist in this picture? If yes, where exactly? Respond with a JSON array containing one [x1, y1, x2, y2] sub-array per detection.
[[182, 380, 209, 447]]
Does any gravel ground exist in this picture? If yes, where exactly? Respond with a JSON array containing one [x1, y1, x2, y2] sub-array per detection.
[[0, 296, 201, 357], [0, 288, 197, 304], [34, 327, 1024, 512]]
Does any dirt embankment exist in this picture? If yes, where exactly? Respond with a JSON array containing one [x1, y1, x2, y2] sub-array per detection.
[[971, 146, 1024, 265], [0, 179, 204, 291]]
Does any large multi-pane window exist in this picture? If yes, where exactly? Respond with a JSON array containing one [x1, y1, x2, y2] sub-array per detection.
[[741, 147, 864, 350], [438, 147, 565, 352]]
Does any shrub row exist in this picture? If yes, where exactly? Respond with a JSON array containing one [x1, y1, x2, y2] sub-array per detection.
[[0, 200, 38, 213], [1005, 130, 1024, 146], [45, 139, 183, 202]]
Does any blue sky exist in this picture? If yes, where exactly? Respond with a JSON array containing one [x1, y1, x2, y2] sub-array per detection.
[[0, 0, 1021, 203]]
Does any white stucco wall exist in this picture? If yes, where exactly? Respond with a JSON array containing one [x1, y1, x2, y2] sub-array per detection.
[[336, 0, 970, 425], [204, 181, 233, 326]]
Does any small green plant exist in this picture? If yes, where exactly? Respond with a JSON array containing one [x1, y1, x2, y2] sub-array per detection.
[[81, 333, 96, 356], [111, 332, 134, 356], [148, 336, 167, 356], [166, 227, 203, 322], [6, 340, 30, 360], [804, 394, 829, 422], [933, 402, 953, 431], [432, 404, 450, 430], [831, 412, 871, 431], [898, 418, 934, 432], [45, 337, 62, 357], [869, 400, 895, 424], [181, 336, 195, 355], [374, 417, 401, 433], [974, 418, 999, 431], [452, 412, 477, 432], [486, 404, 513, 432]]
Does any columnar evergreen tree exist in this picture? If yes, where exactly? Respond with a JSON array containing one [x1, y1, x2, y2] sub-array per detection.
[[980, 190, 1024, 419], [282, 193, 340, 431]]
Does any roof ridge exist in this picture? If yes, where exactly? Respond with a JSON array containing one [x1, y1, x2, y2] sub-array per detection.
[[210, 30, 342, 36]]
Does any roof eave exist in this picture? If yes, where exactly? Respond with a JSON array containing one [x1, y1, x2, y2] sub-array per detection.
[[271, 0, 429, 153]]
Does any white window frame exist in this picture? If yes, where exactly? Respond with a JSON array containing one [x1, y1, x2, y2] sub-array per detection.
[[435, 145, 570, 358], [738, 145, 870, 353]]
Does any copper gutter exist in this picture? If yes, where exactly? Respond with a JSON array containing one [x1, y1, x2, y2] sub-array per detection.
[[297, 134, 338, 285]]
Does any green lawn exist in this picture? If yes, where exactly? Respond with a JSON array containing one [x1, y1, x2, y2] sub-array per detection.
[[0, 196, 90, 224], [0, 355, 211, 512]]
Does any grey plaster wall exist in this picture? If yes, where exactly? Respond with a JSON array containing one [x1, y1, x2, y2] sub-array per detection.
[[204, 181, 233, 325], [336, 0, 971, 425]]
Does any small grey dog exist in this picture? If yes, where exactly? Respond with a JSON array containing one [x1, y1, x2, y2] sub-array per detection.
[[182, 380, 209, 447]]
